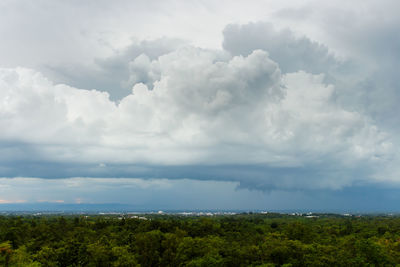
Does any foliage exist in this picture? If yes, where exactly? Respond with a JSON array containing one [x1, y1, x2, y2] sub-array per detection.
[[0, 213, 400, 266]]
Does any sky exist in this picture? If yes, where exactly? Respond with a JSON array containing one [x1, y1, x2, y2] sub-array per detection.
[[1, 0, 400, 211]]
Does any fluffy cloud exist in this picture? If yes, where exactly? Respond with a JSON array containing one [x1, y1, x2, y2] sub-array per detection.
[[0, 45, 393, 190], [271, 1, 400, 130], [222, 22, 340, 75], [44, 38, 184, 100]]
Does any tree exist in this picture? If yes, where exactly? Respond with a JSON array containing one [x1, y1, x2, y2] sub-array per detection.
[[0, 241, 12, 267]]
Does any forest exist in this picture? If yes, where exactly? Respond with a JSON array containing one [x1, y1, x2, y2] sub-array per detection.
[[1, 213, 400, 266]]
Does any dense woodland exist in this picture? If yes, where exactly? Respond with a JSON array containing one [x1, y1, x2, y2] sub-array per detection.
[[1, 213, 400, 266]]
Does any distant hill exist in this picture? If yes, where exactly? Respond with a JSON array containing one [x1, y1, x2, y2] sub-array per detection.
[[0, 202, 143, 213]]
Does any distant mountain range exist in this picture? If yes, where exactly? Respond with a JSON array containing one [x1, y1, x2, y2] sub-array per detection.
[[0, 202, 146, 213]]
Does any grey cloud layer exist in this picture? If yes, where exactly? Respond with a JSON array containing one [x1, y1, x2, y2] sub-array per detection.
[[272, 0, 400, 131], [0, 40, 392, 190], [44, 38, 184, 100], [223, 22, 339, 75]]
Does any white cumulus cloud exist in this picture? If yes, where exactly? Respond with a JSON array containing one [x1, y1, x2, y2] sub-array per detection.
[[0, 45, 394, 190]]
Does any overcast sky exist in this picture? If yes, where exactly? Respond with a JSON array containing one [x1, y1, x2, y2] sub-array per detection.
[[1, 0, 400, 211]]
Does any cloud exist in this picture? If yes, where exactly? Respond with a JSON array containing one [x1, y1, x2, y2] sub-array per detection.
[[0, 44, 393, 190], [43, 38, 184, 100], [270, 0, 400, 130], [0, 199, 26, 204], [222, 22, 340, 75], [1, 0, 399, 213], [1, 177, 400, 212]]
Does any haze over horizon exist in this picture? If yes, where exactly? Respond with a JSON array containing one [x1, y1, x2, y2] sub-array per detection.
[[1, 0, 400, 211]]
